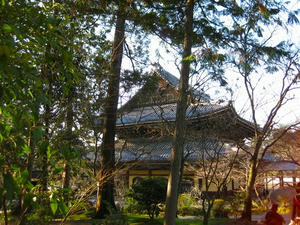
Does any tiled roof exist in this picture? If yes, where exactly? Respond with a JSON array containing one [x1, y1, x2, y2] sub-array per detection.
[[157, 67, 179, 89], [116, 103, 225, 125], [155, 66, 211, 102], [262, 161, 300, 171], [115, 137, 224, 161]]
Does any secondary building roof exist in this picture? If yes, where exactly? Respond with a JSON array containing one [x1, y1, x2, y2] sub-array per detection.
[[115, 137, 223, 162], [261, 161, 300, 172], [116, 102, 255, 141]]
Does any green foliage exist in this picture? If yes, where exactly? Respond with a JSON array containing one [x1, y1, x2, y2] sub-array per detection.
[[178, 207, 202, 217], [49, 188, 72, 217], [26, 191, 53, 224], [278, 203, 292, 214], [124, 196, 143, 214], [178, 193, 197, 208], [127, 177, 167, 219], [211, 199, 230, 218], [274, 193, 293, 214], [227, 192, 245, 218], [252, 199, 268, 215], [177, 193, 201, 216], [0, 0, 298, 222], [2, 172, 19, 201]]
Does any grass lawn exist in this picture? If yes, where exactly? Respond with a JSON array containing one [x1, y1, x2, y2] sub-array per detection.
[[122, 214, 232, 225], [5, 212, 232, 224]]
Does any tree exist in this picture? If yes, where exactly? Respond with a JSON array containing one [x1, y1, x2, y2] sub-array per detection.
[[269, 127, 300, 164], [164, 1, 194, 224], [94, 2, 126, 218], [186, 0, 300, 220], [0, 1, 57, 223], [0, 0, 101, 223], [128, 177, 167, 219], [93, 0, 150, 218], [187, 138, 239, 225], [132, 1, 267, 224], [227, 29, 300, 221]]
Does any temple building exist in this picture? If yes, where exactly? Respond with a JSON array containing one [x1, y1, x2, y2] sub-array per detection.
[[113, 67, 255, 192]]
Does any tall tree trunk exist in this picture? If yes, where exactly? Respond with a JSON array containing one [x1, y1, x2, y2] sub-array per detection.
[[164, 1, 194, 224], [62, 91, 74, 190], [95, 5, 125, 219], [93, 134, 99, 176], [241, 160, 257, 220], [62, 163, 70, 189], [3, 196, 8, 225], [27, 128, 35, 182], [41, 43, 52, 192], [16, 125, 37, 225], [17, 125, 36, 222], [203, 212, 209, 225], [41, 103, 50, 191], [241, 140, 261, 220], [202, 199, 214, 225]]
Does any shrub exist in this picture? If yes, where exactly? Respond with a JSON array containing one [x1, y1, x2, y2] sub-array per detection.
[[227, 192, 245, 218], [177, 206, 202, 216], [24, 191, 54, 224], [277, 196, 292, 214], [177, 193, 201, 216], [127, 177, 167, 219], [178, 193, 197, 208], [123, 196, 143, 214], [211, 199, 230, 218], [252, 199, 269, 215]]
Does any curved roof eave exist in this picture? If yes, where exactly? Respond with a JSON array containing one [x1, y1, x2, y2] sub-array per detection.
[[116, 103, 231, 127]]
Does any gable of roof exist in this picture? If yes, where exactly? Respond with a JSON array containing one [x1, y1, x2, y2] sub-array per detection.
[[119, 67, 210, 113], [155, 66, 210, 102], [118, 71, 178, 113]]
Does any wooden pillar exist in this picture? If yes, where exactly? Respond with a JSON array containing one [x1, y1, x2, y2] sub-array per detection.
[[264, 173, 269, 197], [265, 176, 269, 193], [126, 170, 129, 188], [293, 171, 297, 187], [279, 171, 283, 187]]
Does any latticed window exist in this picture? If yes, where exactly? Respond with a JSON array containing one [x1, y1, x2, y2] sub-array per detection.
[[180, 177, 194, 193]]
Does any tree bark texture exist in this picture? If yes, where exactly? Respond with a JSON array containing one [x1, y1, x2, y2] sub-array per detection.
[[62, 88, 74, 190], [241, 140, 261, 221], [93, 135, 99, 176], [62, 163, 70, 189], [41, 103, 50, 191], [164, 1, 194, 224], [41, 43, 52, 192], [95, 6, 125, 218], [3, 196, 8, 225]]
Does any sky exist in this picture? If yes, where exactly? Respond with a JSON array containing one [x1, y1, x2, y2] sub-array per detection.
[[147, 41, 300, 126], [119, 1, 300, 127], [138, 3, 300, 127]]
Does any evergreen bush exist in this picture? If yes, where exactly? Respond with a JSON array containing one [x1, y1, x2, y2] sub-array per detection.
[[127, 177, 167, 219], [211, 199, 230, 218]]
